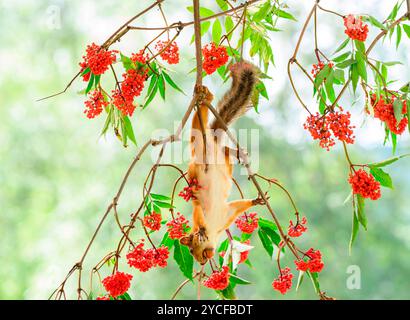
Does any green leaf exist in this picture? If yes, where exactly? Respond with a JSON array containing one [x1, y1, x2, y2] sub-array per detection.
[[257, 229, 273, 258], [349, 208, 359, 255], [336, 59, 356, 69], [157, 74, 166, 100], [186, 6, 214, 17], [396, 25, 402, 49], [153, 201, 174, 209], [85, 73, 95, 94], [118, 292, 132, 300], [162, 71, 185, 95], [218, 283, 236, 300], [368, 154, 410, 167], [403, 24, 410, 38], [354, 40, 366, 55], [333, 38, 350, 54], [150, 193, 171, 201], [275, 9, 297, 21], [212, 19, 223, 44], [356, 51, 367, 82], [160, 232, 174, 250], [216, 0, 228, 10], [123, 116, 137, 146], [350, 63, 359, 93], [369, 166, 393, 189], [258, 217, 278, 231], [120, 53, 134, 71], [392, 98, 404, 122], [391, 131, 397, 155], [253, 2, 272, 22], [143, 76, 158, 109], [80, 67, 90, 76], [332, 52, 350, 63], [356, 195, 367, 230], [307, 272, 321, 294], [173, 240, 194, 280], [225, 16, 234, 40], [229, 274, 252, 285], [334, 69, 345, 84], [363, 15, 387, 30], [296, 271, 305, 291]]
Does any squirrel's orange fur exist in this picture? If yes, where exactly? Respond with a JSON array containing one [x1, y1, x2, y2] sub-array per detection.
[[180, 62, 264, 264]]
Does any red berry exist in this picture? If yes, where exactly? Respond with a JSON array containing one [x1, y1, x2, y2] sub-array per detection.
[[84, 90, 108, 119], [166, 213, 190, 239], [80, 43, 116, 76], [111, 89, 136, 117], [202, 43, 229, 75], [235, 213, 259, 234], [288, 216, 307, 238], [131, 49, 149, 65], [101, 272, 132, 298], [295, 248, 325, 273], [143, 212, 162, 231], [126, 242, 170, 272], [121, 68, 148, 103], [372, 95, 408, 135], [96, 295, 110, 300], [344, 15, 369, 42], [178, 179, 201, 202], [203, 266, 230, 290], [272, 267, 293, 295], [311, 61, 334, 78], [348, 169, 381, 200], [155, 41, 179, 64]]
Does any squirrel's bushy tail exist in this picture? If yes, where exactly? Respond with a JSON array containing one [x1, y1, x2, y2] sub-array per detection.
[[211, 61, 258, 131]]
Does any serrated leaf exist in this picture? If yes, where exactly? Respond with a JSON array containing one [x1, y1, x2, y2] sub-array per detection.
[[173, 240, 193, 280], [162, 71, 185, 95], [275, 9, 297, 21], [363, 15, 387, 30]]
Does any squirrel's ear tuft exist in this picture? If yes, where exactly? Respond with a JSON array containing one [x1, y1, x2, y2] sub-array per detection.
[[180, 236, 192, 247]]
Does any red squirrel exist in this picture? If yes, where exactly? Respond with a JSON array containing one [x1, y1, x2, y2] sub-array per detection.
[[180, 61, 265, 264]]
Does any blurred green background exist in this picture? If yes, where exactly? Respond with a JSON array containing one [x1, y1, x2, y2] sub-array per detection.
[[0, 0, 409, 300]]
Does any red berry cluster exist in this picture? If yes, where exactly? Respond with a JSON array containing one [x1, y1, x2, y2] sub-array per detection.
[[348, 169, 381, 200], [272, 267, 293, 295], [79, 62, 91, 82], [235, 213, 259, 234], [101, 271, 132, 298], [131, 49, 149, 65], [111, 89, 136, 117], [121, 68, 148, 103], [126, 241, 170, 272], [311, 61, 334, 78], [96, 295, 110, 300], [80, 43, 117, 76], [294, 248, 324, 273], [155, 41, 180, 65], [202, 42, 229, 75], [84, 90, 108, 119], [203, 266, 230, 290], [178, 179, 201, 201], [344, 14, 369, 42], [304, 108, 355, 150], [166, 213, 190, 239], [288, 216, 307, 238], [372, 95, 408, 135], [143, 212, 162, 231]]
